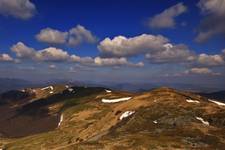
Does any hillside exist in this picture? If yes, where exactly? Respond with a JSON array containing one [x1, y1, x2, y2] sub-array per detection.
[[0, 85, 225, 149]]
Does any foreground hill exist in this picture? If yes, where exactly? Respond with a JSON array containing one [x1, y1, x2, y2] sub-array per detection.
[[0, 85, 225, 149]]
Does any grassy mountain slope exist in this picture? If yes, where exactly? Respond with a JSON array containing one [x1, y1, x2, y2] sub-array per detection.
[[0, 86, 225, 149]]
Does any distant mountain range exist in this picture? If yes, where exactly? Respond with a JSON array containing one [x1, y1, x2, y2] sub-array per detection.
[[0, 78, 34, 93], [0, 78, 224, 94], [199, 91, 225, 101]]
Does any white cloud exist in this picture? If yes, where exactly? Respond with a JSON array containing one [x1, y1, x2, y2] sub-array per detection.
[[0, 53, 13, 62], [198, 0, 225, 15], [94, 57, 128, 66], [145, 44, 196, 63], [49, 64, 56, 69], [11, 42, 69, 61], [36, 25, 97, 46], [68, 25, 98, 46], [98, 34, 169, 57], [70, 55, 94, 64], [133, 62, 144, 67], [222, 49, 225, 58], [148, 2, 187, 29], [36, 47, 69, 61], [70, 55, 143, 67], [11, 42, 36, 58], [11, 42, 141, 67], [94, 57, 143, 67], [36, 28, 68, 44], [185, 67, 220, 75], [196, 0, 225, 42], [0, 0, 36, 19], [197, 53, 224, 66], [98, 34, 195, 64]]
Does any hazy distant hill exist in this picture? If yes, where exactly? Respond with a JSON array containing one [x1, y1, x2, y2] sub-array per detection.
[[0, 78, 34, 93], [75, 81, 224, 93], [0, 77, 224, 94], [199, 91, 225, 101]]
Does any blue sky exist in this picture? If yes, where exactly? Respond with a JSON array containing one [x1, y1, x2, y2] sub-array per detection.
[[0, 0, 224, 88]]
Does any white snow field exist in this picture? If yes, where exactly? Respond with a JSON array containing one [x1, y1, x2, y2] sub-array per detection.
[[68, 88, 74, 92], [208, 99, 225, 106], [101, 97, 132, 103], [105, 89, 112, 93], [195, 117, 209, 126], [119, 111, 135, 120], [41, 86, 54, 91], [186, 99, 200, 104], [58, 114, 63, 127], [153, 120, 158, 124]]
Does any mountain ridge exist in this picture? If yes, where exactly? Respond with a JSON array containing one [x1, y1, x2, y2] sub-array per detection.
[[0, 85, 225, 149]]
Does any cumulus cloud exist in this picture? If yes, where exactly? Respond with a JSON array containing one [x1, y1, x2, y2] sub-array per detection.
[[98, 34, 169, 57], [145, 44, 196, 63], [11, 42, 141, 67], [98, 34, 195, 64], [148, 2, 187, 29], [195, 0, 225, 42], [94, 57, 127, 66], [94, 57, 143, 67], [35, 25, 97, 46], [36, 47, 69, 61], [11, 42, 36, 58], [197, 53, 225, 66], [222, 49, 225, 58], [0, 53, 13, 62], [68, 25, 98, 46], [70, 55, 94, 64], [71, 55, 144, 67], [36, 28, 68, 44], [11, 42, 69, 61], [198, 0, 225, 15], [0, 0, 36, 19], [185, 67, 221, 75]]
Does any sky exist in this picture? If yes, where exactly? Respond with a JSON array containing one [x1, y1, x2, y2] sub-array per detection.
[[0, 0, 224, 88]]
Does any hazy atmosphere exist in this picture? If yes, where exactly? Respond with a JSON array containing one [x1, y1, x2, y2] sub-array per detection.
[[0, 0, 225, 89], [1, 1, 225, 149]]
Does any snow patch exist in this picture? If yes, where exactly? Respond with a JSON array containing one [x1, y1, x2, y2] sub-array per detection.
[[65, 85, 69, 88], [186, 99, 200, 104], [41, 86, 54, 91], [58, 114, 63, 127], [195, 117, 209, 126], [102, 97, 132, 103], [49, 91, 54, 94], [50, 86, 54, 90], [68, 88, 74, 93], [153, 120, 158, 124], [119, 111, 135, 120], [208, 99, 225, 106], [105, 89, 112, 93]]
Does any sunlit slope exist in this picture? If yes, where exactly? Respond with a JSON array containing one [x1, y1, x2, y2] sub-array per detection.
[[0, 87, 225, 149]]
